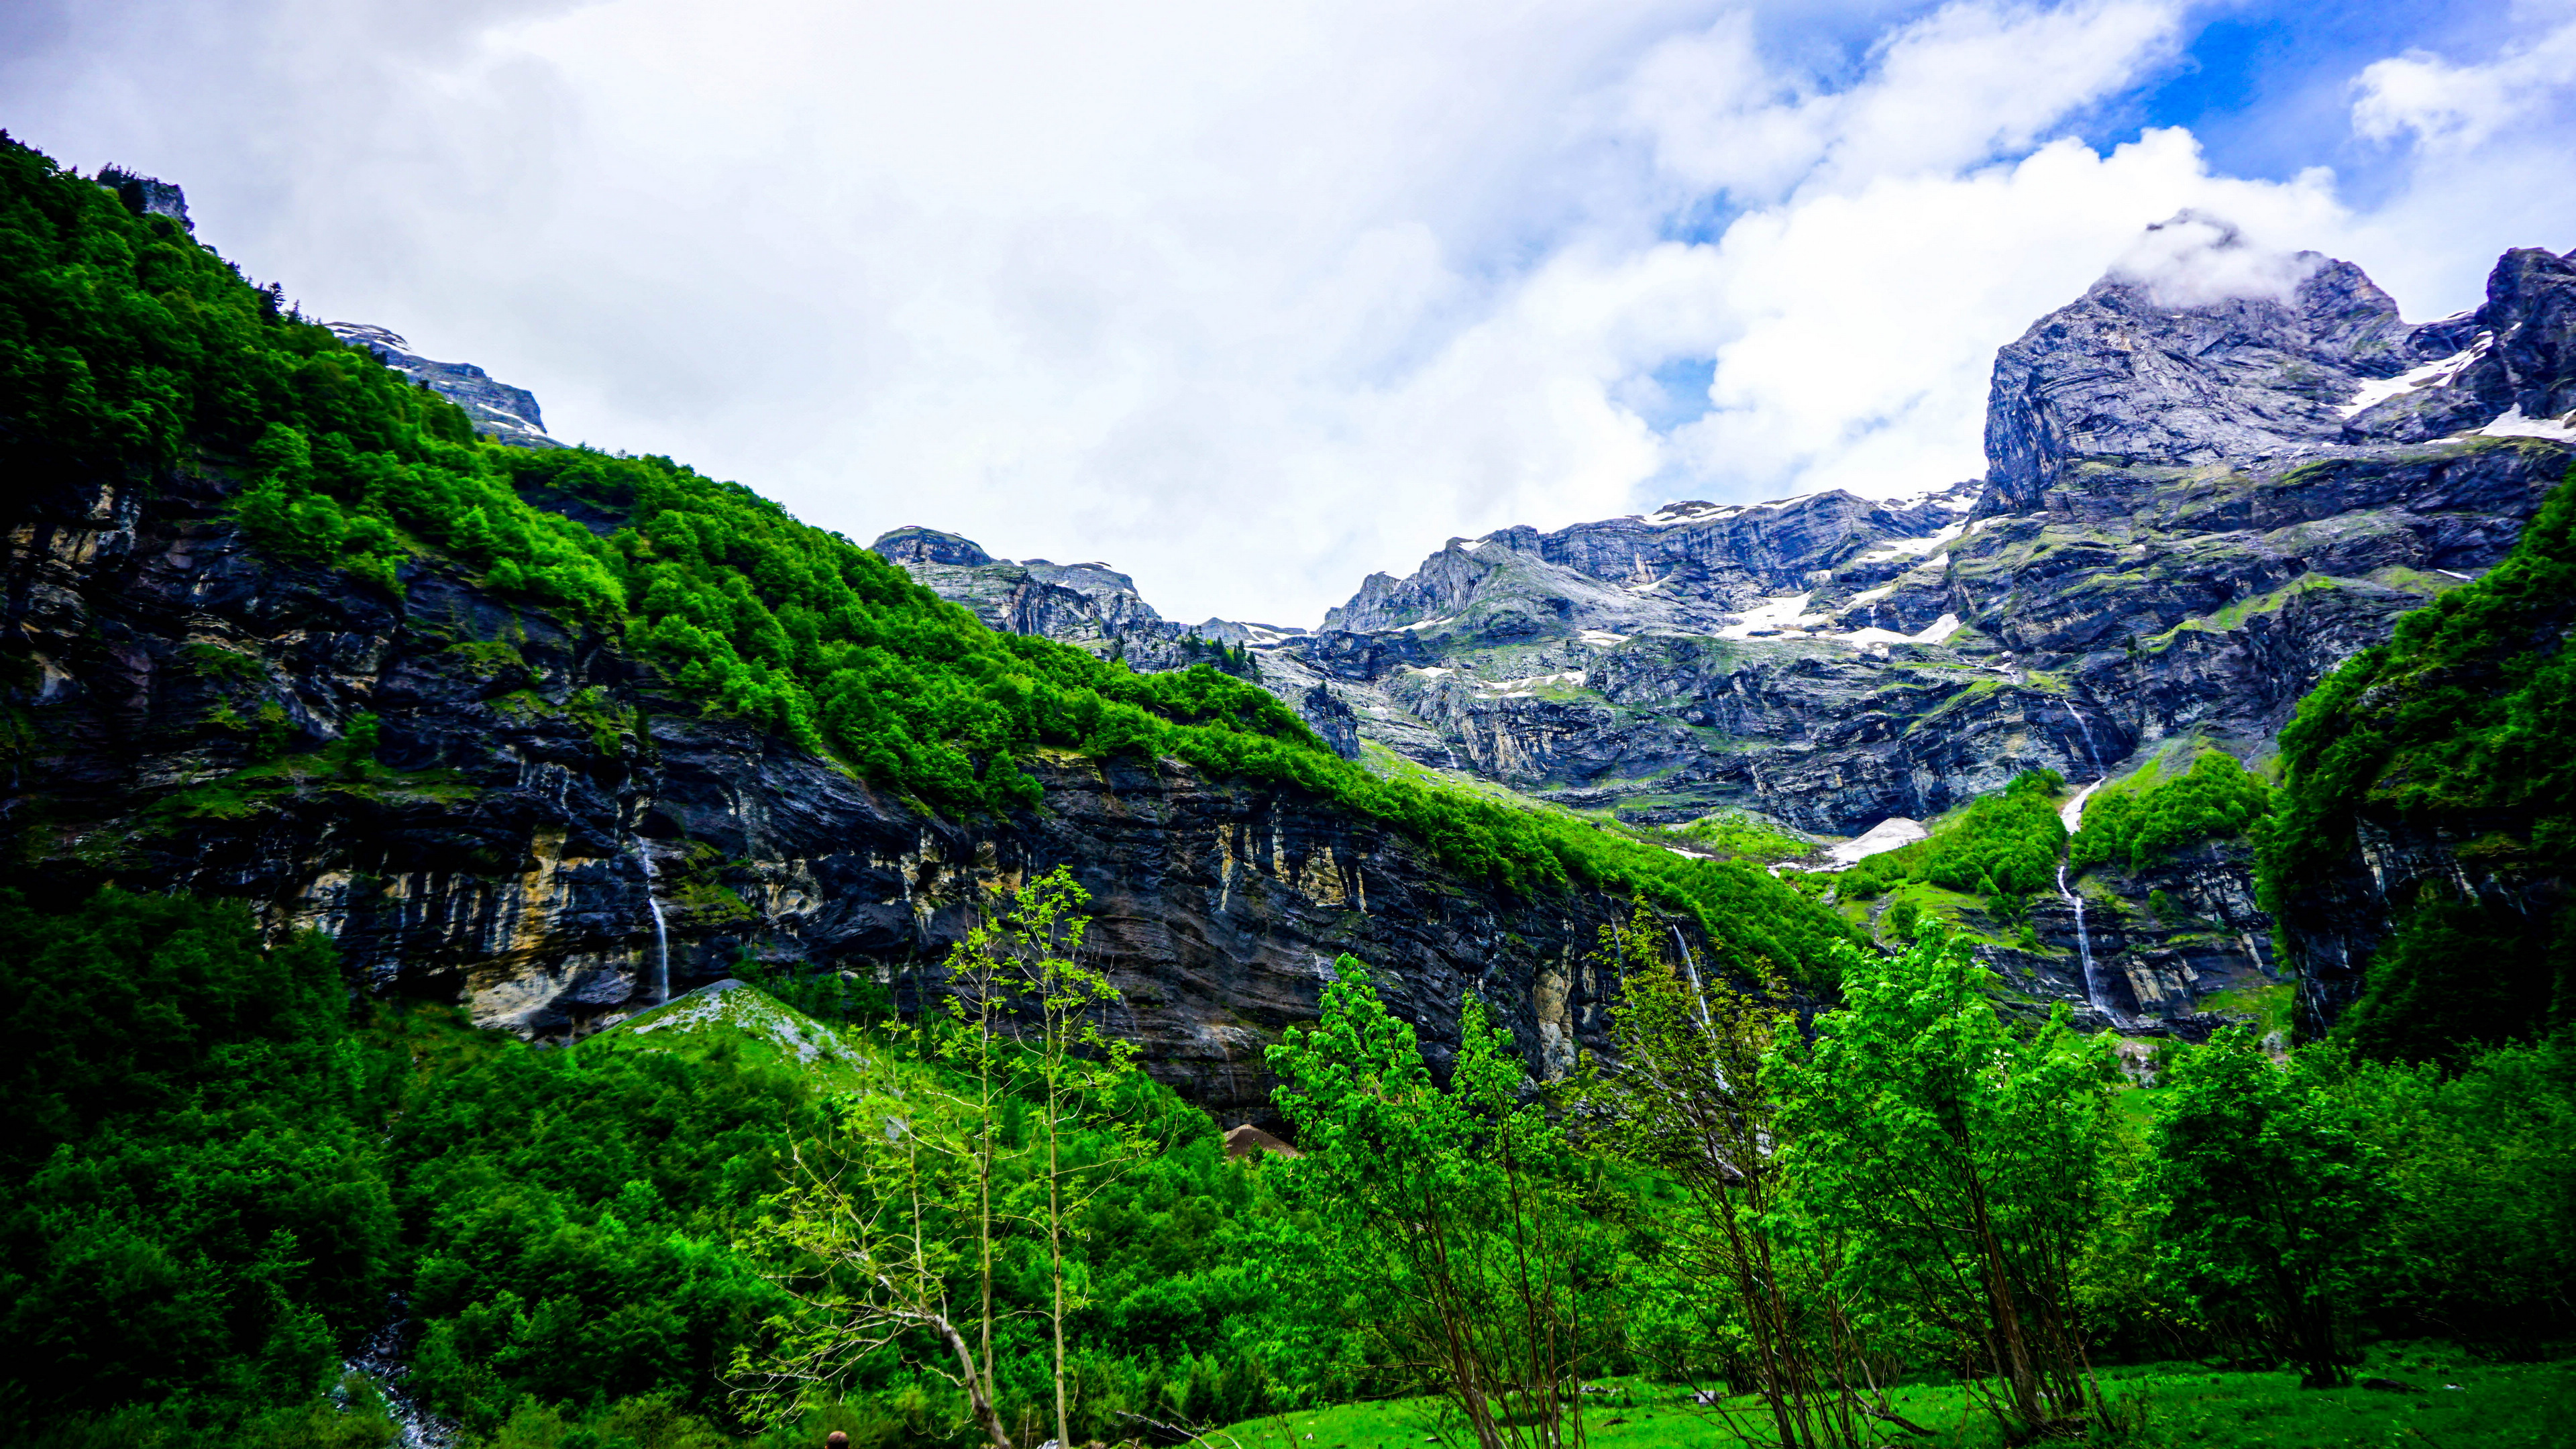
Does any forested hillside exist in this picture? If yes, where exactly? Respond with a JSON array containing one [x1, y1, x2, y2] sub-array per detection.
[[2261, 471, 2576, 1057]]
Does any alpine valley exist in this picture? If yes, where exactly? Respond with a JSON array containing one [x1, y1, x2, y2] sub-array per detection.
[[5, 130, 2573, 1449]]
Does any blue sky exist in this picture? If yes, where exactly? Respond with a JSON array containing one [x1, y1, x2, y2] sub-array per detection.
[[3, 0, 2571, 623]]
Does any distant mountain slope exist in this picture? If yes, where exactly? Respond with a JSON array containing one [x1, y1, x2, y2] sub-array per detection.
[[2261, 470, 2575, 1055], [326, 321, 559, 449]]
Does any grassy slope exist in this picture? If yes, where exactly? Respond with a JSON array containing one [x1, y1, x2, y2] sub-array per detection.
[[1209, 1349, 2576, 1449], [582, 978, 882, 1095]]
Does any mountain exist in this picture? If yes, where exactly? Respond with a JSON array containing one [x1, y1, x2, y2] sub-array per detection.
[[885, 237, 2576, 1039], [8, 142, 2569, 1079], [326, 321, 559, 448]]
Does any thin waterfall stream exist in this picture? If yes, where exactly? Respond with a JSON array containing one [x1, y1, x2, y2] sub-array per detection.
[[2064, 702, 2103, 775], [2055, 778, 2120, 1024], [1666, 923, 1717, 1034], [634, 834, 669, 1006]]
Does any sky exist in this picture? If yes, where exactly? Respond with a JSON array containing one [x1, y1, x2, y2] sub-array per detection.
[[5, 0, 2573, 626]]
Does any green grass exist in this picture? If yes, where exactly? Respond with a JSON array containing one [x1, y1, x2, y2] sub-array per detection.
[[1670, 809, 1814, 863], [2143, 573, 2353, 651], [141, 752, 480, 822], [2199, 981, 2296, 1036], [582, 979, 883, 1094], [1203, 1351, 2576, 1449]]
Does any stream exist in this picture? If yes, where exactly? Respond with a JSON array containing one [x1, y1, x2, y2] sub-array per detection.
[[341, 1301, 458, 1449]]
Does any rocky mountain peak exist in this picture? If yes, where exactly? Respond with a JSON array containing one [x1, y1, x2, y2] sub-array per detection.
[[1982, 248, 2410, 511], [325, 322, 557, 449], [1986, 234, 2576, 513], [95, 165, 191, 229], [870, 525, 994, 567]]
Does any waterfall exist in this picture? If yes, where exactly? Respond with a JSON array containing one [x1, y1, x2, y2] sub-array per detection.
[[2056, 857, 2118, 1025], [2064, 700, 2102, 774], [2059, 776, 2106, 836], [341, 1301, 457, 1449], [635, 835, 669, 1006], [1666, 924, 1717, 1034]]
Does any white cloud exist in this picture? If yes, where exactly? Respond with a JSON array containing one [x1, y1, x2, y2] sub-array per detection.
[[1663, 131, 2346, 500], [2352, 16, 2576, 151], [1, 0, 2570, 626], [2108, 210, 2327, 309], [1625, 0, 2183, 203]]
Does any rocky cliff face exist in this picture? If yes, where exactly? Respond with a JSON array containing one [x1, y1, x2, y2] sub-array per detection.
[[3, 472, 1676, 1125], [325, 323, 559, 449]]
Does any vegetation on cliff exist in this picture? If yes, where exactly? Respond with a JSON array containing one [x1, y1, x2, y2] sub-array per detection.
[[6, 880, 2573, 1448], [1833, 769, 2068, 924], [2073, 749, 2274, 875], [0, 130, 1849, 982], [2259, 469, 2576, 1060]]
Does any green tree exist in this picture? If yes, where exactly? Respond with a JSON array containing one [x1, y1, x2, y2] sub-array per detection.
[[2141, 1028, 2386, 1386], [1269, 964, 1598, 1449], [1775, 929, 2121, 1441], [979, 866, 1149, 1449], [0, 888, 399, 1439], [742, 1086, 1018, 1446], [2071, 749, 2271, 873], [1578, 915, 1915, 1448]]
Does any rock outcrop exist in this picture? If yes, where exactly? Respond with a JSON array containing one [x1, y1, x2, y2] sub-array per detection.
[[326, 323, 559, 449], [95, 166, 192, 229]]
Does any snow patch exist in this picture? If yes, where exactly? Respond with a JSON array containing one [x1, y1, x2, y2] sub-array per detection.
[[1825, 818, 1927, 867], [1856, 523, 1964, 566], [1717, 593, 1830, 639], [2480, 405, 2576, 441], [2341, 333, 2490, 418], [1577, 629, 1629, 645], [1832, 612, 1962, 648], [1639, 501, 1743, 527], [1479, 672, 1583, 694]]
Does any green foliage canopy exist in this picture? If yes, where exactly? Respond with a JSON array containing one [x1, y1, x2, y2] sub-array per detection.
[[2072, 749, 2273, 873], [1835, 768, 2068, 920], [2259, 468, 2576, 1059]]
